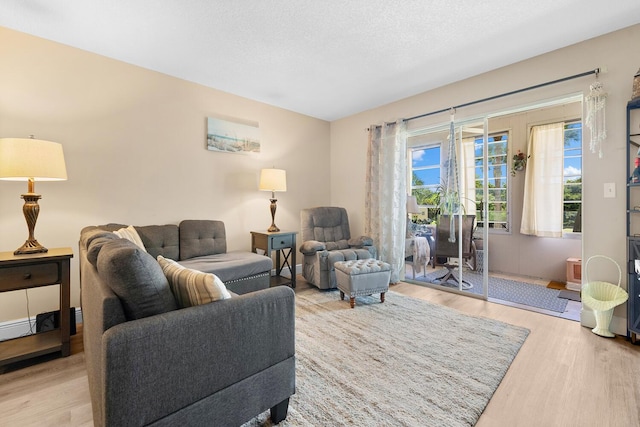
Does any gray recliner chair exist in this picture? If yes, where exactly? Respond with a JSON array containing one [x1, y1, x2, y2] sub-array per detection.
[[300, 207, 376, 289]]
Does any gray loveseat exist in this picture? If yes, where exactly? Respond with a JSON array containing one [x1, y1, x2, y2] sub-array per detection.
[[79, 220, 295, 426]]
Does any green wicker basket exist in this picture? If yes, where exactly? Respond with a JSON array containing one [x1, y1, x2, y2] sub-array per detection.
[[582, 255, 628, 337]]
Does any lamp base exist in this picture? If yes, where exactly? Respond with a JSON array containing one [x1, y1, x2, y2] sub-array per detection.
[[16, 191, 47, 255], [15, 239, 48, 255], [267, 197, 280, 232]]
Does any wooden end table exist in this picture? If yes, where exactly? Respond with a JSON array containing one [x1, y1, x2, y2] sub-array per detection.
[[0, 247, 74, 371], [250, 231, 297, 288]]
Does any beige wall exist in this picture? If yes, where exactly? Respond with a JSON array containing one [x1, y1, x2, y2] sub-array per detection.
[[331, 24, 640, 334], [0, 27, 331, 323]]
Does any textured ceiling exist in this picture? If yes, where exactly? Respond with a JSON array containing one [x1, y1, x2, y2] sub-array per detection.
[[2, 1, 640, 121]]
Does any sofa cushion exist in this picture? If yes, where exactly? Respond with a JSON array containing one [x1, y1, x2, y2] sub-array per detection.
[[81, 228, 119, 265], [114, 225, 147, 251], [178, 251, 273, 283], [325, 239, 349, 251], [96, 239, 178, 320], [87, 234, 119, 267], [80, 226, 117, 250], [135, 224, 180, 260], [179, 220, 226, 260], [157, 255, 231, 308]]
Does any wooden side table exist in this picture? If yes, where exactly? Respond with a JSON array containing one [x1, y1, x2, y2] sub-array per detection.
[[0, 247, 73, 371], [250, 231, 297, 288]]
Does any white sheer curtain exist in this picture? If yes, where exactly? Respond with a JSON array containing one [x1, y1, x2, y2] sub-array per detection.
[[458, 135, 477, 215], [521, 122, 565, 237], [365, 120, 407, 283]]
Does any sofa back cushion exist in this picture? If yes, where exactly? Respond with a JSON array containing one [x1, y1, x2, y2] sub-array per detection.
[[179, 220, 226, 260], [95, 238, 178, 320], [135, 224, 180, 260]]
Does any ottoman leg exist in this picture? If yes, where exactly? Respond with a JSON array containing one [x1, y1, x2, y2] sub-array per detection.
[[380, 292, 385, 303], [350, 296, 355, 308], [340, 290, 345, 300]]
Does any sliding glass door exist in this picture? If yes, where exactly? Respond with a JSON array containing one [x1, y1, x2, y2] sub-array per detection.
[[405, 118, 488, 299], [458, 120, 489, 298]]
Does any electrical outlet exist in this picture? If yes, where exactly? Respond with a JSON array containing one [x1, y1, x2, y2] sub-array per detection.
[[604, 182, 616, 198]]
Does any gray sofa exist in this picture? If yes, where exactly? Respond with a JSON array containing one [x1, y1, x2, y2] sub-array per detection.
[[85, 220, 273, 294], [79, 220, 296, 426]]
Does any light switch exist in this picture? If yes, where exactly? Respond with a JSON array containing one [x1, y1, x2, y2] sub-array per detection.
[[604, 182, 616, 198]]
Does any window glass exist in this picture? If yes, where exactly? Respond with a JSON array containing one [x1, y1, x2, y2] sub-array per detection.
[[475, 132, 509, 231], [563, 121, 582, 232], [410, 144, 441, 223]]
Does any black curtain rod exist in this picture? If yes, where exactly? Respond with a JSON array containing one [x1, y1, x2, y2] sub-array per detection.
[[403, 68, 600, 123]]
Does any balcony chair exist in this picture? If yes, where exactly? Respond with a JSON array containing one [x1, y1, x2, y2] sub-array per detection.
[[434, 214, 476, 289]]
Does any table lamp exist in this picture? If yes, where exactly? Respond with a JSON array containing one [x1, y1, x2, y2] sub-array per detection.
[[407, 195, 420, 217], [406, 195, 421, 238], [259, 168, 287, 232], [0, 137, 67, 254]]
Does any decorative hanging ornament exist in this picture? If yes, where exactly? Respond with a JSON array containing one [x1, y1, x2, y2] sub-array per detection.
[[585, 79, 607, 158], [444, 109, 459, 243], [633, 68, 640, 100]]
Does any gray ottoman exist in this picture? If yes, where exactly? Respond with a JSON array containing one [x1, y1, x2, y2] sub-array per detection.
[[334, 259, 391, 308]]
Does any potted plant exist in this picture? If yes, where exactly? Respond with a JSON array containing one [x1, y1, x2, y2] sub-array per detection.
[[511, 150, 529, 176]]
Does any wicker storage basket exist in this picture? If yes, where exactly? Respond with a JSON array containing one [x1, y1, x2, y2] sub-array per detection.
[[582, 255, 628, 337]]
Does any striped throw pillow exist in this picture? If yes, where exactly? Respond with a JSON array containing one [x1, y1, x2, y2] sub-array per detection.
[[114, 225, 147, 252], [157, 255, 231, 308]]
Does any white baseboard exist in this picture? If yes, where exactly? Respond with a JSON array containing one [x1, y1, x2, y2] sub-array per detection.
[[0, 308, 83, 342]]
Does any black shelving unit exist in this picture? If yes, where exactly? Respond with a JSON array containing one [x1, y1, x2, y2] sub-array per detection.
[[626, 98, 640, 343]]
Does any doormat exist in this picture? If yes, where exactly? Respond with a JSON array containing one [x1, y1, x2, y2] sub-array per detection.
[[547, 281, 566, 290], [558, 290, 581, 302]]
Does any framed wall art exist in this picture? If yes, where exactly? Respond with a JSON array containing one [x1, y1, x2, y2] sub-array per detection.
[[206, 116, 260, 154]]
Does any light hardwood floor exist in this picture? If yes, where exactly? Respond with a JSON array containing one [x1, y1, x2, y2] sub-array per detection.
[[0, 278, 638, 427]]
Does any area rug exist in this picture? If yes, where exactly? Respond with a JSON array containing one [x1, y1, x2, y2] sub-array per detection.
[[243, 289, 529, 426], [416, 270, 569, 313]]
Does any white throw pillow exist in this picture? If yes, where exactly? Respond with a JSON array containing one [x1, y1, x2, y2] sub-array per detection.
[[157, 255, 231, 308], [114, 225, 146, 252]]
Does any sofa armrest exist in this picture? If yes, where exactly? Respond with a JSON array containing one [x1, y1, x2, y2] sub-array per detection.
[[100, 286, 295, 427], [348, 236, 373, 247], [300, 240, 326, 255]]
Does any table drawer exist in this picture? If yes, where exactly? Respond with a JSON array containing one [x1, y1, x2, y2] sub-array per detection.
[[270, 235, 293, 250], [0, 263, 59, 291]]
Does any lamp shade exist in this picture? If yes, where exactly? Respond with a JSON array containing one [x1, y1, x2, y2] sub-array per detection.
[[259, 168, 287, 192], [0, 138, 67, 181], [406, 195, 420, 214]]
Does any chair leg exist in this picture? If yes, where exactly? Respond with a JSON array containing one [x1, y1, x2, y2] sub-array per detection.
[[270, 398, 290, 424], [436, 266, 473, 290]]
